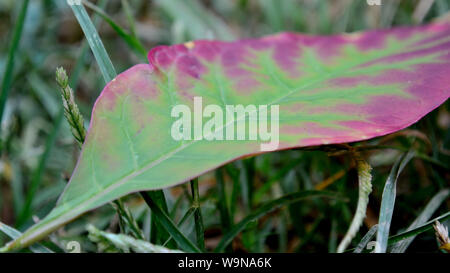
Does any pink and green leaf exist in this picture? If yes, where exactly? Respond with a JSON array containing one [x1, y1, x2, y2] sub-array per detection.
[[5, 21, 450, 250]]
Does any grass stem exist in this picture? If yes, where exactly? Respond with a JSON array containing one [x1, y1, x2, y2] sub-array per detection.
[[190, 178, 205, 251]]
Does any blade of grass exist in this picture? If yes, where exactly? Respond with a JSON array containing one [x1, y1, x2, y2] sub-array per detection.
[[237, 157, 260, 252], [390, 188, 450, 252], [317, 0, 331, 34], [69, 1, 116, 83], [147, 189, 174, 247], [162, 206, 196, 247], [141, 191, 201, 253], [169, 194, 184, 219], [155, 0, 235, 41], [82, 0, 147, 60], [243, 157, 255, 211], [259, 0, 284, 32], [333, 0, 359, 33], [225, 163, 241, 221], [380, 0, 401, 28], [190, 178, 205, 251], [214, 190, 344, 253], [388, 211, 450, 245], [121, 0, 137, 38], [112, 199, 145, 240], [375, 151, 415, 253], [353, 224, 378, 253], [216, 168, 232, 232], [347, 212, 450, 252], [278, 210, 288, 252], [413, 0, 435, 24], [328, 214, 338, 252], [0, 221, 52, 253], [0, 0, 30, 146]]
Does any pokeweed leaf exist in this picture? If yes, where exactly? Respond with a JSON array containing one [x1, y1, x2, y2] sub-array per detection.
[[4, 21, 450, 251]]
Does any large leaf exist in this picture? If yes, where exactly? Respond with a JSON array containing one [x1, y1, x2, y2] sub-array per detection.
[[4, 21, 450, 251]]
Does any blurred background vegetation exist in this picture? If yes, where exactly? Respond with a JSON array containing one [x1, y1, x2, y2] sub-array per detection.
[[0, 0, 449, 253]]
